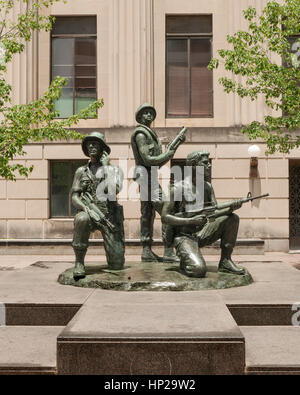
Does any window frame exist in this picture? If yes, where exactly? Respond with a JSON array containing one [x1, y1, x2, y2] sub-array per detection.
[[281, 34, 300, 116], [50, 16, 98, 119], [165, 14, 213, 119]]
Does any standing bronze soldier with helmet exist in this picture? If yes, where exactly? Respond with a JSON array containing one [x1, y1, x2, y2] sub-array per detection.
[[131, 103, 186, 262]]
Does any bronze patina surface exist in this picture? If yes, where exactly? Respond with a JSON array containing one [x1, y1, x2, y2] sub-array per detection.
[[131, 103, 186, 263], [161, 150, 269, 278], [71, 131, 125, 279], [58, 261, 253, 291]]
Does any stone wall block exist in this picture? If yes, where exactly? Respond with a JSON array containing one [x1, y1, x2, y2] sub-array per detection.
[[14, 145, 43, 160], [8, 220, 43, 239], [0, 201, 26, 219], [26, 200, 49, 219], [0, 181, 6, 198], [7, 180, 48, 199], [0, 221, 7, 238], [44, 219, 74, 239]]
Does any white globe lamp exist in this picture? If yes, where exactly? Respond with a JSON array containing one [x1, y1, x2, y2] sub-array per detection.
[[248, 145, 261, 178]]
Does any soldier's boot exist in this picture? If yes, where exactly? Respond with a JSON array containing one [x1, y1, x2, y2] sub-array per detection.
[[163, 247, 180, 263], [218, 244, 245, 275], [73, 248, 87, 279], [141, 244, 163, 262]]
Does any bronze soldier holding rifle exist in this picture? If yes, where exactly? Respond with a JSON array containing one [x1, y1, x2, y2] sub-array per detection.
[[71, 132, 125, 279], [162, 150, 269, 278]]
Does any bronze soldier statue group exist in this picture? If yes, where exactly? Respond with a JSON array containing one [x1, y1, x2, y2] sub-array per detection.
[[71, 103, 268, 279]]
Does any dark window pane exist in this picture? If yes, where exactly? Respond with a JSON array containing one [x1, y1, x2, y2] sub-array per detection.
[[62, 78, 74, 88], [191, 91, 213, 117], [51, 162, 69, 217], [52, 38, 73, 65], [75, 77, 96, 89], [75, 88, 97, 99], [282, 36, 300, 116], [288, 36, 300, 48], [191, 38, 211, 66], [166, 15, 212, 34], [70, 162, 86, 216], [288, 36, 300, 68], [54, 88, 74, 118], [52, 65, 73, 78], [190, 39, 213, 116], [75, 89, 97, 115], [51, 161, 86, 217], [52, 16, 97, 35], [75, 65, 96, 77], [75, 38, 96, 65], [166, 39, 189, 116]]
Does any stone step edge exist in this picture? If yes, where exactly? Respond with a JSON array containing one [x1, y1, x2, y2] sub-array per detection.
[[246, 365, 300, 374], [0, 366, 56, 375], [0, 238, 264, 247], [4, 303, 293, 327]]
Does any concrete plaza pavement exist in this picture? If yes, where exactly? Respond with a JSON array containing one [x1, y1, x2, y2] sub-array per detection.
[[0, 251, 299, 374]]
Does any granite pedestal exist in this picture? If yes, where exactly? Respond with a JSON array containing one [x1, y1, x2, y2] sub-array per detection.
[[57, 292, 245, 375]]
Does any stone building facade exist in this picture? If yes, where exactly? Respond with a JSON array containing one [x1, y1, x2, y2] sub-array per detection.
[[0, 0, 299, 252]]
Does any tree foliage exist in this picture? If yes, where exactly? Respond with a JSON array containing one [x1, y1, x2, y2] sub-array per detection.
[[208, 0, 300, 154], [0, 0, 103, 180]]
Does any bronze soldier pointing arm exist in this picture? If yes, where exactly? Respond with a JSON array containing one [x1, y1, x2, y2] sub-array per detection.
[[131, 103, 186, 263]]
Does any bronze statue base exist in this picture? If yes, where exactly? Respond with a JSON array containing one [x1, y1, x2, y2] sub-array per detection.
[[58, 261, 253, 291]]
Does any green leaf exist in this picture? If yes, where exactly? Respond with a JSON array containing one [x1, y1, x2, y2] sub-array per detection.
[[209, 0, 300, 154], [0, 0, 105, 180]]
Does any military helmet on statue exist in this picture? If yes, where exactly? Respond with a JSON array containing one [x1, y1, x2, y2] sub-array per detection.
[[81, 131, 111, 157], [135, 103, 157, 124]]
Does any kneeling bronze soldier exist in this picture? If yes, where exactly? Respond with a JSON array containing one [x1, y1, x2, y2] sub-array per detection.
[[71, 132, 125, 279], [162, 151, 246, 278]]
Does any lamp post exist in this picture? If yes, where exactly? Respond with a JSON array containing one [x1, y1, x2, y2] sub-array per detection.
[[248, 145, 261, 178]]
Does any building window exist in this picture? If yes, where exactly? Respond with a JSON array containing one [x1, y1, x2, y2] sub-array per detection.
[[282, 35, 300, 116], [51, 16, 97, 118], [289, 35, 300, 63], [50, 161, 86, 217], [166, 15, 213, 118]]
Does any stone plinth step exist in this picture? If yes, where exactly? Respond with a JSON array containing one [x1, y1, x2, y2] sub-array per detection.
[[0, 326, 64, 375], [0, 238, 264, 255], [241, 326, 300, 375], [5, 304, 81, 326], [57, 292, 245, 375]]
